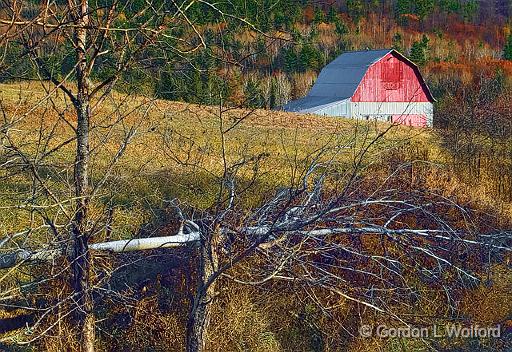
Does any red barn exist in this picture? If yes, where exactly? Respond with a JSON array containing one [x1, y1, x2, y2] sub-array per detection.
[[283, 49, 435, 127]]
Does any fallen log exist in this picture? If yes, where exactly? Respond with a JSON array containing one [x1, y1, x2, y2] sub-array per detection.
[[90, 231, 200, 252], [2, 221, 510, 270], [0, 221, 201, 270]]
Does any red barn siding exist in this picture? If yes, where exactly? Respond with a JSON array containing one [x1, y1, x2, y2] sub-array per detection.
[[351, 53, 431, 103], [392, 114, 428, 127]]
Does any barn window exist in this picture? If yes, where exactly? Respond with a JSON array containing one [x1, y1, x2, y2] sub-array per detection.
[[381, 57, 402, 90]]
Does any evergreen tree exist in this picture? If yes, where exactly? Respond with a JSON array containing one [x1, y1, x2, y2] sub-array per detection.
[[285, 1, 304, 27], [421, 34, 430, 47], [504, 34, 512, 61], [327, 6, 338, 23], [409, 41, 424, 64], [392, 32, 403, 52], [414, 0, 435, 21], [0, 43, 38, 82], [396, 0, 411, 24], [298, 44, 323, 71], [409, 35, 430, 65], [313, 7, 326, 24], [282, 47, 298, 73], [334, 18, 349, 35], [245, 79, 264, 108], [347, 0, 364, 23], [438, 0, 460, 13], [273, 10, 285, 28], [269, 77, 278, 109], [462, 0, 478, 22]]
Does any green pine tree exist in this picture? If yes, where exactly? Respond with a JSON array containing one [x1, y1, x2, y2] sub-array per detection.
[[269, 77, 278, 109], [396, 0, 411, 24], [347, 0, 364, 23], [503, 34, 512, 61], [392, 32, 403, 52], [313, 7, 326, 24], [299, 44, 323, 72], [409, 35, 430, 65], [462, 0, 479, 22], [421, 34, 430, 48], [282, 47, 298, 73], [415, 0, 435, 21], [409, 41, 424, 64], [334, 18, 349, 35], [327, 6, 338, 23], [245, 79, 264, 108]]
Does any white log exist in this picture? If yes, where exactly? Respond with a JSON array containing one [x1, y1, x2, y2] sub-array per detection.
[[0, 224, 201, 269], [90, 232, 200, 252]]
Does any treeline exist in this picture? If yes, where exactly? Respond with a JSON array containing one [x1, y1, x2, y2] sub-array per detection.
[[2, 0, 511, 109]]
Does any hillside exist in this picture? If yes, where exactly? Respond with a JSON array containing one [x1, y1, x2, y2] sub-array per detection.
[[0, 81, 430, 218], [2, 0, 511, 109], [1, 82, 511, 351]]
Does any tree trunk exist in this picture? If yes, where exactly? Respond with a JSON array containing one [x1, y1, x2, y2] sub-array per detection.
[[72, 88, 95, 352], [186, 229, 219, 352], [71, 0, 95, 351], [71, 221, 95, 352]]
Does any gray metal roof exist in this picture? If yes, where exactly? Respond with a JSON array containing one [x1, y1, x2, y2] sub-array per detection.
[[280, 96, 345, 113], [283, 49, 391, 112]]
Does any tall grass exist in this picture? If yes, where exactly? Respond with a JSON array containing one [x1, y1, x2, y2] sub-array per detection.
[[0, 82, 511, 351]]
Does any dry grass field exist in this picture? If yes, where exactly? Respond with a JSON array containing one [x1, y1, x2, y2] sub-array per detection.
[[0, 81, 433, 237], [1, 82, 511, 351]]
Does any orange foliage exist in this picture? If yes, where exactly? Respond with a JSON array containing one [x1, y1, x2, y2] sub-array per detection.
[[427, 59, 512, 83], [317, 22, 331, 31], [303, 5, 315, 24], [426, 61, 474, 83], [445, 19, 505, 46], [400, 13, 419, 22]]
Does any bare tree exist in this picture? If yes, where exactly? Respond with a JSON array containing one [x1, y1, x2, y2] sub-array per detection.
[[0, 1, 288, 350], [0, 0, 211, 350]]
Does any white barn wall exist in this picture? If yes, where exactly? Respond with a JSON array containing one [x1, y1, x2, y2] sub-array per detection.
[[311, 101, 433, 127], [350, 102, 433, 127], [313, 99, 350, 116]]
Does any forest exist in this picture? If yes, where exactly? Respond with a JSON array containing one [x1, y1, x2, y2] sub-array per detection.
[[2, 0, 512, 108], [0, 0, 511, 351]]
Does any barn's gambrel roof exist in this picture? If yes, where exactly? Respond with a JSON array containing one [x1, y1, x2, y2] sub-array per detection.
[[308, 49, 391, 99], [283, 49, 434, 113]]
